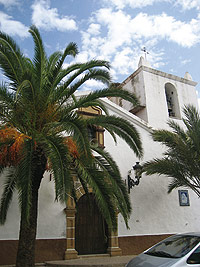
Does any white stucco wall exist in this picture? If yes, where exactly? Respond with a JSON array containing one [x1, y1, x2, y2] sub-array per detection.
[[0, 172, 66, 240], [0, 187, 20, 240], [102, 99, 200, 237], [37, 173, 66, 239]]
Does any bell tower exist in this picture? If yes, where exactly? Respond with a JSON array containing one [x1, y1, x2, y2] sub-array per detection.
[[121, 57, 198, 129]]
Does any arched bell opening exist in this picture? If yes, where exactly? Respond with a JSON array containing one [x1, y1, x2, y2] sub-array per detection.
[[165, 83, 181, 119]]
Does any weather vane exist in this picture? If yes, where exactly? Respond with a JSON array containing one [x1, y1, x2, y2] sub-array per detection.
[[141, 47, 149, 59]]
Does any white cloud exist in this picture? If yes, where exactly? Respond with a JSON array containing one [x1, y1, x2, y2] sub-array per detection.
[[87, 23, 101, 35], [94, 9, 200, 49], [142, 13, 200, 47], [76, 52, 89, 63], [81, 79, 107, 91], [181, 59, 191, 65], [102, 0, 200, 10], [0, 12, 29, 37], [0, 0, 19, 8], [169, 19, 199, 46], [175, 0, 200, 10], [102, 0, 169, 9], [78, 7, 200, 81], [112, 47, 138, 75], [31, 0, 78, 32], [97, 9, 200, 47]]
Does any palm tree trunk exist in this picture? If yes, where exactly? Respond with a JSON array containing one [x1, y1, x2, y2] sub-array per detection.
[[16, 151, 47, 267], [16, 185, 40, 267]]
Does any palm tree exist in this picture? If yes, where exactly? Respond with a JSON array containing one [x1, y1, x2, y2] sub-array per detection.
[[143, 105, 200, 197], [0, 26, 143, 267]]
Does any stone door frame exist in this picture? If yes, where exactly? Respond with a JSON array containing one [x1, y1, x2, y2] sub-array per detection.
[[64, 187, 122, 260]]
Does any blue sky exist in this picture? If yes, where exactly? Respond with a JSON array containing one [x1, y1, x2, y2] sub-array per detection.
[[0, 0, 200, 98]]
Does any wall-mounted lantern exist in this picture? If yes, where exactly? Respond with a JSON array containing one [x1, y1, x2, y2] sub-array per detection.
[[127, 162, 143, 193]]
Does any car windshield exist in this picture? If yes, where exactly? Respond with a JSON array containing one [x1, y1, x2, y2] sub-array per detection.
[[145, 235, 200, 258]]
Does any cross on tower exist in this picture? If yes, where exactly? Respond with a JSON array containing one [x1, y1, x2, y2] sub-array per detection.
[[141, 47, 149, 59]]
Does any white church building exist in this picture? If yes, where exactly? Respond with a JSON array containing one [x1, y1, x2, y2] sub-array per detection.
[[0, 57, 200, 265]]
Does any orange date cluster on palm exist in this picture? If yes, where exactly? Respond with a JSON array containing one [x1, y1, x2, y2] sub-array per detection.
[[46, 137, 80, 171], [0, 127, 30, 166], [64, 137, 80, 159], [0, 127, 80, 168]]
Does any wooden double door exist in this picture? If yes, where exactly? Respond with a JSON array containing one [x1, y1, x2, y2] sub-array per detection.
[[75, 193, 108, 255]]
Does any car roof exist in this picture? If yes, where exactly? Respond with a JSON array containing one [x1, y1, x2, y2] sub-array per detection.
[[176, 232, 200, 237]]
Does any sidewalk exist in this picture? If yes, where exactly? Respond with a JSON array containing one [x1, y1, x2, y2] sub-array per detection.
[[1, 254, 135, 267], [45, 255, 135, 267]]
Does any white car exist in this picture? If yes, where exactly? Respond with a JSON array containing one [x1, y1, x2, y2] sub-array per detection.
[[126, 232, 200, 266]]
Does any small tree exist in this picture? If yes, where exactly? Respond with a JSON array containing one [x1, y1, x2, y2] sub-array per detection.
[[0, 26, 143, 267], [143, 105, 200, 196]]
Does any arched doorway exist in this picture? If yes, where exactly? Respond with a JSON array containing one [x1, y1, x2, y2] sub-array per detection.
[[75, 193, 108, 255]]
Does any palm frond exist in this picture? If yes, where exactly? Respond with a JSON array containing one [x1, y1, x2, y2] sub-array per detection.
[[183, 105, 200, 129], [168, 179, 186, 194], [52, 42, 78, 78], [0, 167, 16, 224], [87, 115, 143, 158], [15, 78, 35, 104], [183, 105, 200, 153], [53, 62, 111, 108], [54, 69, 111, 108], [29, 25, 47, 91], [50, 62, 84, 92], [167, 120, 187, 140], [41, 134, 73, 203], [45, 43, 78, 102], [143, 106, 200, 196], [47, 51, 62, 73], [68, 87, 139, 112], [74, 159, 117, 228], [61, 60, 110, 90], [143, 158, 179, 177], [68, 69, 111, 93], [92, 146, 131, 227], [0, 31, 25, 87], [47, 111, 92, 159]]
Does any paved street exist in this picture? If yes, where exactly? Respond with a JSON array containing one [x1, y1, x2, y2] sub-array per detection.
[[1, 254, 136, 266], [45, 255, 135, 267]]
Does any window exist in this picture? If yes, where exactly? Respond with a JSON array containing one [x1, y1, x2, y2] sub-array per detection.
[[78, 107, 104, 148], [87, 126, 97, 143], [145, 235, 200, 259], [187, 245, 200, 264]]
